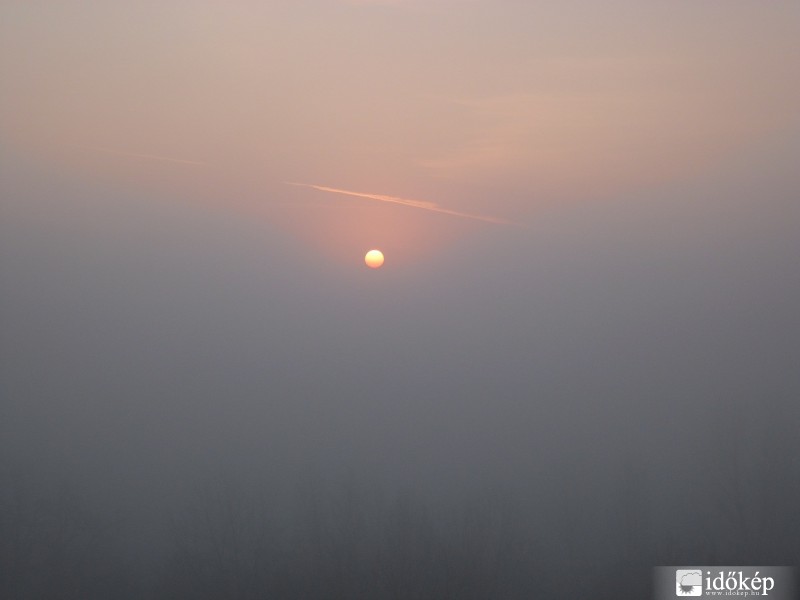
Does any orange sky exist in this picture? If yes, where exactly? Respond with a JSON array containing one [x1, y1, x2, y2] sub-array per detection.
[[2, 1, 799, 261]]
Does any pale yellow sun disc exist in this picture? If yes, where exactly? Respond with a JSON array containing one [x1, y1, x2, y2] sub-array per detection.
[[364, 249, 384, 269]]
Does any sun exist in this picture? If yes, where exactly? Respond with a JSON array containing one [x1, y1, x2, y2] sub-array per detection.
[[364, 249, 384, 269]]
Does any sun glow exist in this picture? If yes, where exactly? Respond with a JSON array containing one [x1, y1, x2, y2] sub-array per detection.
[[364, 249, 384, 269]]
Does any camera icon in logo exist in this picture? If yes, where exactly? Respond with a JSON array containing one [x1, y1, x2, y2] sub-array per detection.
[[676, 570, 703, 596]]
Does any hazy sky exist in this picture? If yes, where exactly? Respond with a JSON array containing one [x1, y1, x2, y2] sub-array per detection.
[[1, 4, 800, 594], [2, 1, 799, 261]]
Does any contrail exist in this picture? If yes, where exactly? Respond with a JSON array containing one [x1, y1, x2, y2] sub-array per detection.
[[69, 144, 208, 166], [285, 182, 510, 225]]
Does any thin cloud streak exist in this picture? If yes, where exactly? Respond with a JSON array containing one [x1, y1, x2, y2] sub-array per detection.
[[69, 144, 208, 166], [286, 182, 511, 225]]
